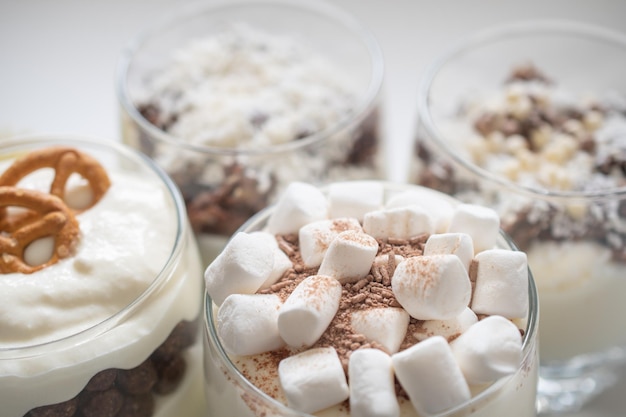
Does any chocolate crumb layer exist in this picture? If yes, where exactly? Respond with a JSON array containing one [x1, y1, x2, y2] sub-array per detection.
[[22, 318, 198, 417], [259, 231, 478, 378]]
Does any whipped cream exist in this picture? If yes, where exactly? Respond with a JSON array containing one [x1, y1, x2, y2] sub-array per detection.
[[0, 148, 203, 417], [204, 181, 538, 417]]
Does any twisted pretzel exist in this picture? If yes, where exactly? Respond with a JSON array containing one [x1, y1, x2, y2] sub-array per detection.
[[0, 146, 111, 212], [0, 187, 80, 274]]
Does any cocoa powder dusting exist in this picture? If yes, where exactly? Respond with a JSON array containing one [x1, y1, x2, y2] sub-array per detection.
[[244, 228, 522, 408], [259, 233, 429, 370]]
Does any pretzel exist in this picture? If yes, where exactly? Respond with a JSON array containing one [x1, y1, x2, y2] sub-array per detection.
[[0, 187, 80, 274], [0, 146, 111, 212]]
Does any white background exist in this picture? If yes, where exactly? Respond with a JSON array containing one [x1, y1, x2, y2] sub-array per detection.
[[1, 1, 625, 415]]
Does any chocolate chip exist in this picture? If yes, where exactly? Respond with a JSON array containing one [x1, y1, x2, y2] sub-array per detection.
[[151, 320, 197, 362], [505, 63, 551, 84], [26, 396, 78, 417], [85, 369, 118, 392], [116, 360, 158, 396], [153, 354, 187, 395], [78, 388, 124, 417], [116, 394, 155, 417]]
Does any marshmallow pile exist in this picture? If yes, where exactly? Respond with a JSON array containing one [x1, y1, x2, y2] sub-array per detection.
[[205, 181, 529, 416]]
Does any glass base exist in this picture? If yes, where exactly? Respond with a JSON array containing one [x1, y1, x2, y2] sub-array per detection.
[[536, 346, 626, 414]]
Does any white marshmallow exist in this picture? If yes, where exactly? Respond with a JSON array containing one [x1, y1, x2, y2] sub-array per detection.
[[363, 207, 434, 240], [471, 249, 529, 319], [450, 315, 523, 385], [386, 188, 455, 233], [424, 233, 474, 271], [262, 248, 292, 289], [267, 182, 328, 234], [392, 336, 471, 415], [448, 204, 500, 253], [391, 255, 471, 320], [414, 307, 478, 342], [204, 232, 274, 305], [278, 275, 342, 347], [349, 349, 399, 417], [217, 294, 284, 356], [327, 181, 384, 221], [318, 230, 378, 284], [279, 347, 349, 414], [250, 231, 293, 289], [351, 307, 410, 354], [298, 217, 362, 268]]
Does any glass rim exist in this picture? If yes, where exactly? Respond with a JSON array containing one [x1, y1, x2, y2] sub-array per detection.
[[0, 134, 187, 358], [203, 181, 540, 417], [115, 0, 384, 157], [417, 18, 626, 202]]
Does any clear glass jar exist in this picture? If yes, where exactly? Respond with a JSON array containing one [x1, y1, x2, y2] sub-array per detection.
[[116, 0, 385, 266], [411, 20, 626, 413], [0, 135, 205, 417], [203, 181, 539, 417]]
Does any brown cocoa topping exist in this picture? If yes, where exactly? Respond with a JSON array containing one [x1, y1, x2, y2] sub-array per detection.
[[261, 232, 429, 369]]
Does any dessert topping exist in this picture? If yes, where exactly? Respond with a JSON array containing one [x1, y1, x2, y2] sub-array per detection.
[[0, 146, 111, 274], [205, 182, 529, 415], [0, 187, 79, 274], [0, 146, 111, 212]]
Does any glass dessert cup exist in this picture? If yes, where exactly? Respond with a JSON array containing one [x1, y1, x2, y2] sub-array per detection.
[[202, 181, 539, 417], [0, 135, 205, 417], [412, 20, 626, 414], [116, 0, 385, 267]]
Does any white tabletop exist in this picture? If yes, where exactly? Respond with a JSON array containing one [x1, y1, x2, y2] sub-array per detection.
[[1, 0, 625, 415]]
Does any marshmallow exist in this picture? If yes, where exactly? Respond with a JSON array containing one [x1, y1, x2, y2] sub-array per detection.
[[298, 218, 362, 268], [414, 307, 478, 342], [386, 188, 455, 233], [391, 255, 471, 320], [204, 232, 274, 305], [351, 307, 410, 354], [327, 181, 384, 221], [249, 231, 293, 289], [318, 230, 378, 284], [448, 204, 500, 253], [262, 248, 292, 289], [349, 349, 399, 417], [450, 315, 523, 385], [278, 275, 342, 347], [424, 233, 474, 271], [279, 347, 349, 414], [471, 249, 529, 319], [392, 336, 471, 415], [217, 293, 285, 356], [267, 182, 328, 234], [363, 207, 434, 240]]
